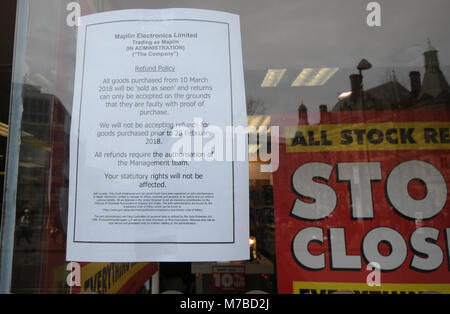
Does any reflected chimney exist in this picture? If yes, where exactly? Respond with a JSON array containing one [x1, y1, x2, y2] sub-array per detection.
[[409, 71, 421, 99], [349, 74, 362, 103], [319, 104, 327, 123], [298, 103, 308, 125]]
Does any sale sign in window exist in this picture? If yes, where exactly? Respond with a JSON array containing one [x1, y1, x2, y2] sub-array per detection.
[[212, 266, 246, 291], [272, 109, 450, 294]]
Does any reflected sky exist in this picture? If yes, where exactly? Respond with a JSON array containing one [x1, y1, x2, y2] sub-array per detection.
[[23, 0, 450, 114], [116, 0, 450, 68]]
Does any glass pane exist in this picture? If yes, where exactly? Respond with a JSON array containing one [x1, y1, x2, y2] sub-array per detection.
[[1, 0, 449, 294]]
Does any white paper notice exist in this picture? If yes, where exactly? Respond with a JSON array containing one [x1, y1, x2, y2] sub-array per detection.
[[66, 9, 249, 262]]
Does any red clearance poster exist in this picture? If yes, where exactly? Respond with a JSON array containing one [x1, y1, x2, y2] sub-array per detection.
[[70, 262, 158, 294], [212, 265, 246, 291], [272, 109, 450, 294]]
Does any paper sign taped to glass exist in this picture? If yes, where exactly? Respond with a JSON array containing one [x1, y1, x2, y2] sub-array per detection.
[[66, 9, 249, 262]]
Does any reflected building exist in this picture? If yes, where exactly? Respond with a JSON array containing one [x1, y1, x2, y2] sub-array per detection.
[[332, 40, 450, 112], [12, 84, 70, 293], [413, 40, 450, 108]]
